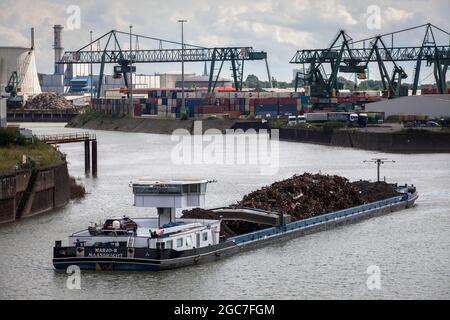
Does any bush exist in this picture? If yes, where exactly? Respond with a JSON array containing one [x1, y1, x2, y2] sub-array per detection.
[[69, 176, 86, 200], [0, 128, 27, 146], [269, 119, 286, 128], [386, 115, 400, 123], [180, 113, 189, 120], [323, 121, 344, 135]]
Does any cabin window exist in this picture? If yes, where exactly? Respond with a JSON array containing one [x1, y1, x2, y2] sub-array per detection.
[[202, 232, 208, 241], [176, 238, 183, 248], [156, 242, 166, 249], [188, 184, 200, 194], [186, 236, 192, 247], [166, 240, 173, 249]]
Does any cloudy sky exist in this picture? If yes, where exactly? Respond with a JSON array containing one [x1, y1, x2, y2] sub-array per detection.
[[1, 0, 449, 82]]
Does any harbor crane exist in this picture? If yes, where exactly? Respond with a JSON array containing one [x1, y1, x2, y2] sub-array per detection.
[[291, 23, 450, 98], [56, 30, 270, 98], [5, 50, 33, 108]]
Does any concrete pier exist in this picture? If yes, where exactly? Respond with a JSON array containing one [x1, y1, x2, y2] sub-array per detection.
[[91, 140, 97, 177], [84, 140, 90, 174]]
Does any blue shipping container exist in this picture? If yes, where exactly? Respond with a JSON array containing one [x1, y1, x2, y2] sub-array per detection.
[[256, 104, 278, 112], [279, 105, 297, 113]]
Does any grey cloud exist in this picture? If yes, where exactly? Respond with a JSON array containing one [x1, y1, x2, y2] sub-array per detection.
[[0, 0, 448, 81]]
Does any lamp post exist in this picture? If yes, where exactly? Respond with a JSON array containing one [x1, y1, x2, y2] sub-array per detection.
[[178, 19, 187, 117], [129, 25, 133, 111], [363, 158, 396, 182], [90, 30, 93, 99]]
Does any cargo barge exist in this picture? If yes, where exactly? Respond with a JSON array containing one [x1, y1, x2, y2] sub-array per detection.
[[53, 179, 418, 271]]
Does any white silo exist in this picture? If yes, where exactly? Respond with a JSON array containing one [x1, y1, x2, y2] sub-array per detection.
[[0, 28, 42, 101]]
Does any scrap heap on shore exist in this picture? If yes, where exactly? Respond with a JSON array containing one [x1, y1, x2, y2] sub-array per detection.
[[182, 173, 400, 237], [25, 93, 75, 110]]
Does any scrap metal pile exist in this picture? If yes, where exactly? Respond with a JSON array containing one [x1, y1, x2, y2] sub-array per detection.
[[352, 180, 401, 203], [182, 173, 400, 237], [25, 93, 75, 110]]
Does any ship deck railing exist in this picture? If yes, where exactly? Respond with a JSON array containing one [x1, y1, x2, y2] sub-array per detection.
[[229, 194, 409, 245]]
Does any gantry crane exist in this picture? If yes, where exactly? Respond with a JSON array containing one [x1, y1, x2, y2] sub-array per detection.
[[5, 50, 33, 107], [57, 30, 270, 98], [291, 23, 450, 98]]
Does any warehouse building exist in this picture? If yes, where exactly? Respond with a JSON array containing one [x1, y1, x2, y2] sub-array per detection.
[[365, 94, 450, 117]]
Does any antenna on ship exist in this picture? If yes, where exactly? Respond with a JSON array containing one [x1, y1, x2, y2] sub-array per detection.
[[363, 158, 396, 182]]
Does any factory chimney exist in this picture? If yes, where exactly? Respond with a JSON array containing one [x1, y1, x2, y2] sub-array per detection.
[[31, 28, 35, 50], [53, 25, 64, 75]]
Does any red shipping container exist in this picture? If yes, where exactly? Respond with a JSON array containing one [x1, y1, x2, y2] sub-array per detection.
[[220, 98, 230, 107], [227, 111, 242, 117], [199, 105, 223, 114], [134, 105, 142, 117], [279, 98, 297, 105]]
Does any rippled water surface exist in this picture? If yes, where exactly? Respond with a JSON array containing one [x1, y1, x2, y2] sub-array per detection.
[[0, 123, 449, 299]]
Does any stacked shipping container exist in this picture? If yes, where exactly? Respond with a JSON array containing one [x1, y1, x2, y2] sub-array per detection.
[[90, 89, 311, 119]]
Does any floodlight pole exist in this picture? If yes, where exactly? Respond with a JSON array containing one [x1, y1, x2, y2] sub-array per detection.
[[363, 158, 396, 182], [178, 19, 187, 117]]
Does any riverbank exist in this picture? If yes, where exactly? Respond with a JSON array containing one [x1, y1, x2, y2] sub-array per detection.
[[67, 112, 450, 153], [0, 128, 83, 224], [0, 160, 71, 224], [67, 111, 267, 134], [278, 127, 450, 153]]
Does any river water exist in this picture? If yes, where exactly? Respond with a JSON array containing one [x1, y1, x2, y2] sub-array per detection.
[[0, 122, 449, 299]]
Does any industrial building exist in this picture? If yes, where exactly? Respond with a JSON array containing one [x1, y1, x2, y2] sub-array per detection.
[[0, 98, 6, 127], [0, 31, 42, 106], [365, 94, 450, 117], [175, 75, 231, 89]]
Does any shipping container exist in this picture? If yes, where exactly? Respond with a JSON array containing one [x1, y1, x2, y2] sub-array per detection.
[[279, 105, 297, 114], [256, 104, 278, 112], [279, 97, 297, 105], [197, 105, 224, 114]]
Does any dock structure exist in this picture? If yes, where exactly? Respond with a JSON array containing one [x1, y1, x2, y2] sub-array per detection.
[[7, 109, 79, 122], [38, 133, 98, 176]]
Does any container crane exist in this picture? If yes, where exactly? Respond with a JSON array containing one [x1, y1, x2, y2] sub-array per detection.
[[291, 23, 450, 98], [56, 30, 269, 98]]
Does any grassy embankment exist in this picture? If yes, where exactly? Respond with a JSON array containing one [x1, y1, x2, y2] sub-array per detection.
[[0, 128, 60, 173], [67, 111, 255, 134]]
